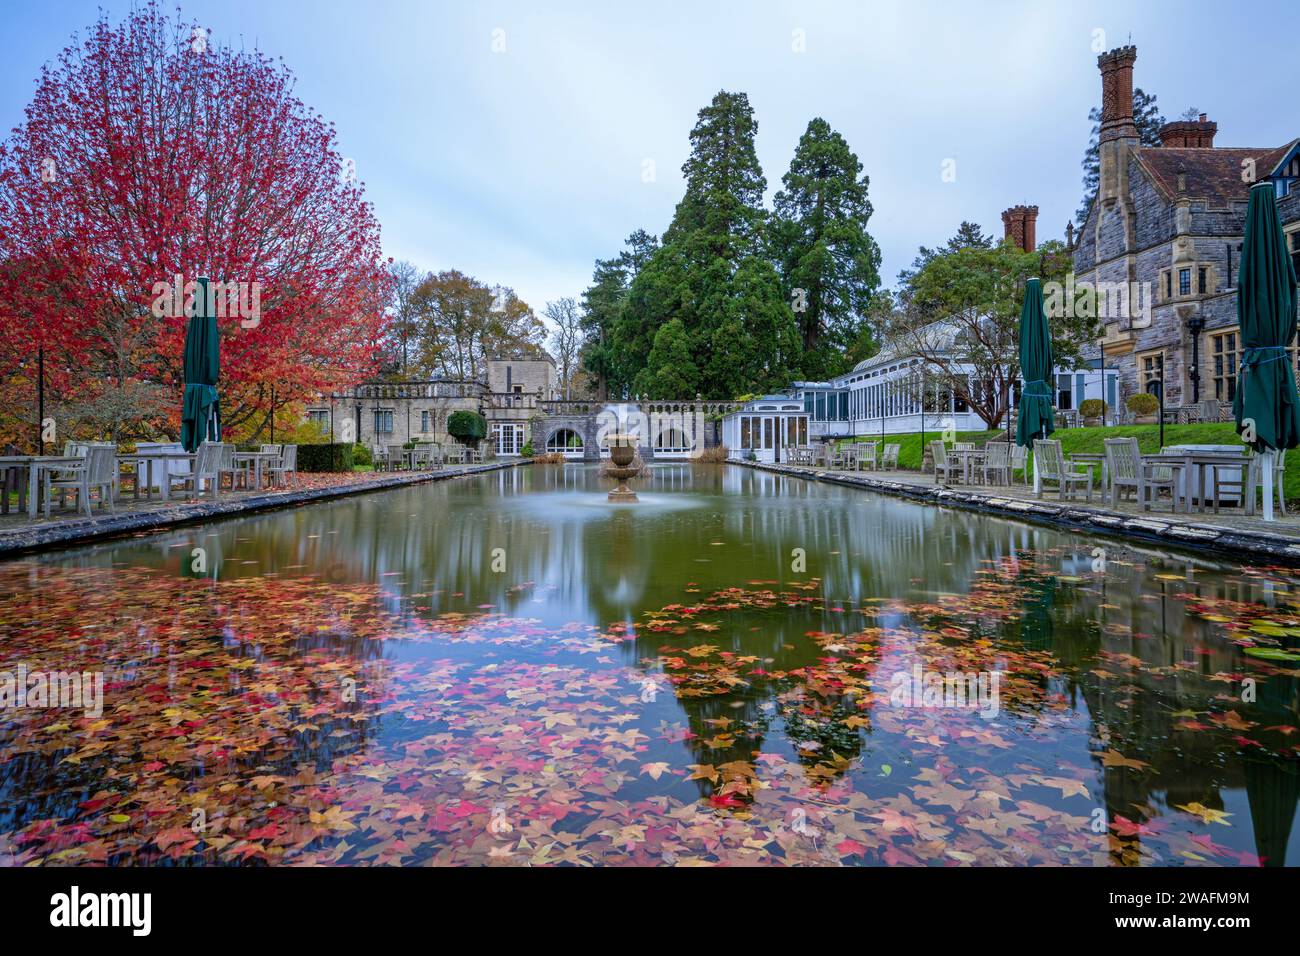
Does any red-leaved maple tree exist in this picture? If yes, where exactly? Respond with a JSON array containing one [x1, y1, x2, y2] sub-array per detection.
[[0, 2, 390, 445]]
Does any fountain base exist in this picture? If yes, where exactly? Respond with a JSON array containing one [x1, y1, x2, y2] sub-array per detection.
[[605, 437, 641, 502], [606, 467, 639, 501]]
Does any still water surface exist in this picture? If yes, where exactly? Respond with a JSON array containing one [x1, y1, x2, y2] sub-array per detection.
[[1, 463, 1297, 865]]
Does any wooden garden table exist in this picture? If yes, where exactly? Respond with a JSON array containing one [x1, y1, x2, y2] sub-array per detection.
[[0, 455, 83, 519], [231, 451, 282, 490], [946, 447, 986, 484], [115, 452, 198, 503]]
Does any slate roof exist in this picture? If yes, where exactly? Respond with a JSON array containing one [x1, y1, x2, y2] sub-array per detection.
[[1136, 141, 1298, 204]]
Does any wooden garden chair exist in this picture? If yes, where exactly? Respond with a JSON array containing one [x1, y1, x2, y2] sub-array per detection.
[[1033, 439, 1092, 501]]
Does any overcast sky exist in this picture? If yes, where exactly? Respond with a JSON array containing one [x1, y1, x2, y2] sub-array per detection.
[[4, 1, 1297, 324]]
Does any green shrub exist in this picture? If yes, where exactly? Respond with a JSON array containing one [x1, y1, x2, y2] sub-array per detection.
[[351, 443, 373, 467], [1127, 392, 1159, 415], [1078, 399, 1107, 418], [447, 410, 487, 443], [296, 443, 356, 472], [520, 441, 535, 457]]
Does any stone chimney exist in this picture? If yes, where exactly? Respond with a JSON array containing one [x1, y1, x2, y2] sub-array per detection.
[[1159, 114, 1217, 148], [1096, 46, 1139, 210], [1098, 46, 1139, 145], [1002, 205, 1039, 253]]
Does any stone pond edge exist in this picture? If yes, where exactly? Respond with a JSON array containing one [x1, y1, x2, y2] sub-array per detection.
[[737, 460, 1300, 567], [0, 460, 529, 558]]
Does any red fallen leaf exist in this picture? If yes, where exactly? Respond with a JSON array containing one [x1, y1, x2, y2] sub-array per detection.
[[835, 838, 867, 857], [140, 761, 165, 772], [248, 823, 284, 840], [883, 844, 922, 865], [1110, 815, 1160, 837], [708, 794, 746, 809], [78, 798, 111, 812], [1190, 833, 1233, 856], [152, 827, 197, 852]]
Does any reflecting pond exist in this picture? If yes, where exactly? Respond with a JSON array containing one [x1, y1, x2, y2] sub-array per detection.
[[1, 463, 1297, 865]]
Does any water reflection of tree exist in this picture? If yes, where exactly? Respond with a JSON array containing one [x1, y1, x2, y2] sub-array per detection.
[[994, 552, 1300, 865]]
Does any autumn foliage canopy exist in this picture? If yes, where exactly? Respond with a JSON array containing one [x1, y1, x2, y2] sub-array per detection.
[[0, 3, 390, 445]]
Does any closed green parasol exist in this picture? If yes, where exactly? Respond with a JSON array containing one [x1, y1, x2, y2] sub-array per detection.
[[1233, 182, 1299, 520], [1016, 278, 1055, 497], [180, 276, 221, 452]]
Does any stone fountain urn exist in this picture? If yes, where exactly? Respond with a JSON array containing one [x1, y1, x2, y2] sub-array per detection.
[[606, 433, 640, 502]]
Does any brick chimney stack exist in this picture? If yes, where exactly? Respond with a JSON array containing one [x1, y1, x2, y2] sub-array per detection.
[[1098, 45, 1139, 145], [1002, 205, 1039, 253], [1159, 114, 1217, 148]]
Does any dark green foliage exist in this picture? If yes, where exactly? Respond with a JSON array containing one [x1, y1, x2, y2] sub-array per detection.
[[623, 91, 799, 399], [296, 443, 356, 472], [771, 117, 882, 380], [446, 410, 487, 443], [580, 230, 659, 399]]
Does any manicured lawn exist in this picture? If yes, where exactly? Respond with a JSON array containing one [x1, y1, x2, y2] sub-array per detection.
[[837, 422, 1299, 504]]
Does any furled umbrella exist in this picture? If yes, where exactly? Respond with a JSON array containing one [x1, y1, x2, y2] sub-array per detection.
[[180, 276, 222, 452], [1233, 181, 1299, 521], [1015, 277, 1055, 494]]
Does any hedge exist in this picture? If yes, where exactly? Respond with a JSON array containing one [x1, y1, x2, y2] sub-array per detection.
[[296, 443, 356, 472]]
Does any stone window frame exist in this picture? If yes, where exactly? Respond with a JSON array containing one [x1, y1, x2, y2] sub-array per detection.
[[1137, 348, 1165, 395], [1160, 263, 1218, 302], [1203, 324, 1300, 405], [1206, 327, 1240, 403]]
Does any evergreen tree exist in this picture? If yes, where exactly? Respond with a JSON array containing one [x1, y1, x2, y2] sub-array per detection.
[[770, 118, 881, 381], [579, 229, 659, 399], [636, 319, 699, 397], [628, 91, 798, 399]]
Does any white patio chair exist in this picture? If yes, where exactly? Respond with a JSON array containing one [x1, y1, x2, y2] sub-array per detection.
[[1105, 437, 1174, 510], [268, 443, 297, 487], [1235, 448, 1287, 517], [42, 444, 117, 517], [212, 442, 245, 492], [980, 442, 1011, 486], [1009, 443, 1030, 485], [881, 443, 900, 471], [855, 443, 879, 471], [930, 440, 958, 485], [166, 442, 223, 501], [1033, 439, 1092, 501]]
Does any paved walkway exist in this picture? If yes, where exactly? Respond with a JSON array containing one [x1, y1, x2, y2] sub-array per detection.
[[0, 462, 516, 556], [746, 462, 1300, 564]]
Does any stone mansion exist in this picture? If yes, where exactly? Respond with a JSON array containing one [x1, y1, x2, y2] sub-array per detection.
[[309, 355, 559, 455], [1074, 44, 1300, 409]]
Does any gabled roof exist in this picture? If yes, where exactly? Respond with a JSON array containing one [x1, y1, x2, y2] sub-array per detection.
[[1135, 141, 1298, 204]]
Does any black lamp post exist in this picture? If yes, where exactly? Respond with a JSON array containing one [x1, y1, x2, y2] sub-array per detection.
[[37, 345, 45, 455], [1147, 378, 1165, 449], [1187, 314, 1205, 404]]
